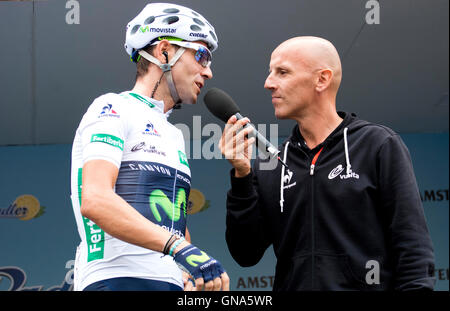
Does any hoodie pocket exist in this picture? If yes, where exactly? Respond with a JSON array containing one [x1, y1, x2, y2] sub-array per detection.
[[315, 253, 369, 290], [275, 254, 312, 291]]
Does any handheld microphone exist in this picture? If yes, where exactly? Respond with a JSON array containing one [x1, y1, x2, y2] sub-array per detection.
[[204, 88, 288, 169]]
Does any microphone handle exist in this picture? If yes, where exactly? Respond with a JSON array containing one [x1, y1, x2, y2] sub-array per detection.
[[234, 113, 280, 157]]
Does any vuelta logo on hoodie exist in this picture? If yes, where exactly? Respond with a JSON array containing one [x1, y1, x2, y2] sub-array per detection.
[[328, 164, 359, 180]]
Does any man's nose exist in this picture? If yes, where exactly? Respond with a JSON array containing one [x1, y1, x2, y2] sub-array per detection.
[[264, 74, 275, 90], [202, 66, 213, 80]]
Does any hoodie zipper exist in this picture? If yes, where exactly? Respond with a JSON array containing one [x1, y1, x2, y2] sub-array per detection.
[[310, 146, 323, 290], [310, 147, 323, 175]]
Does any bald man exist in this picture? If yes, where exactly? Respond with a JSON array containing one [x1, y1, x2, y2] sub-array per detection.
[[220, 36, 435, 291]]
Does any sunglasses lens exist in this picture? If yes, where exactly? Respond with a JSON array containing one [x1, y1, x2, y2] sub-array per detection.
[[195, 47, 211, 67]]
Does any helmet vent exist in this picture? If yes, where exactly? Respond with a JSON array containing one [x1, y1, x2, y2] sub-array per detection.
[[190, 25, 202, 32], [163, 16, 179, 25], [209, 31, 217, 42], [131, 24, 141, 35], [144, 16, 155, 25], [192, 18, 205, 26], [163, 8, 180, 13]]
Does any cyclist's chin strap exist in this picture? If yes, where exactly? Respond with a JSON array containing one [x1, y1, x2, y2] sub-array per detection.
[[138, 47, 186, 109]]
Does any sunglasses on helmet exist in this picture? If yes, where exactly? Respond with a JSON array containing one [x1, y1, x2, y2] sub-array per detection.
[[152, 40, 212, 68]]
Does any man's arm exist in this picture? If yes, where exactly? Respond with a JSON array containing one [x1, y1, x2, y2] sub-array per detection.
[[81, 159, 229, 291], [378, 135, 435, 290], [220, 116, 272, 267], [81, 159, 174, 252], [225, 168, 272, 267]]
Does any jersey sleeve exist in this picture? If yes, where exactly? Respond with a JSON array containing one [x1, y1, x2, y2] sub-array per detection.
[[77, 95, 127, 168]]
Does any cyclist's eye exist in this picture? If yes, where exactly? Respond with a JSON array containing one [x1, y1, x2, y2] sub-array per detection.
[[194, 48, 211, 67]]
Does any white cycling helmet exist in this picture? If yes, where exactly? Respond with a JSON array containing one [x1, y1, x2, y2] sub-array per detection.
[[125, 2, 218, 61], [124, 3, 218, 109]]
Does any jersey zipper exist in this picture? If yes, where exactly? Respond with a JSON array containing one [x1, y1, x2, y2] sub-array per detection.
[[171, 169, 178, 232], [310, 146, 323, 289]]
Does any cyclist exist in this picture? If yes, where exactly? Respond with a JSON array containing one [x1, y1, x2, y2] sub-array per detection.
[[70, 3, 229, 291]]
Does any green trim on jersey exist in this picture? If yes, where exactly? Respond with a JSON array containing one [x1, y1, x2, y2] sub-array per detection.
[[77, 168, 105, 262], [128, 92, 155, 109], [178, 150, 189, 168], [91, 134, 124, 151]]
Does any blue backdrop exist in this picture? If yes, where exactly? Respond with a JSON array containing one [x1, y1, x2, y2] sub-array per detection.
[[0, 133, 448, 291]]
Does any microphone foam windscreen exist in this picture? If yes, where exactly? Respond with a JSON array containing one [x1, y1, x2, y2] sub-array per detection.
[[204, 88, 240, 123]]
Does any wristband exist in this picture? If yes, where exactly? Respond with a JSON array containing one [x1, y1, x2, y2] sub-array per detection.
[[169, 237, 185, 257], [163, 234, 177, 255]]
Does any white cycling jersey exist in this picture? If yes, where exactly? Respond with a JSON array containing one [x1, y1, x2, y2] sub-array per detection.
[[70, 91, 190, 290]]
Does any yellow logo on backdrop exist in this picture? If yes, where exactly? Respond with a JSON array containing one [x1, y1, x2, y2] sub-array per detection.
[[186, 189, 210, 215], [0, 195, 45, 221]]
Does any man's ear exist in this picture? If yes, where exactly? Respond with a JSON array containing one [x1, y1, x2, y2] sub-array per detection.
[[154, 40, 171, 64], [315, 69, 333, 92]]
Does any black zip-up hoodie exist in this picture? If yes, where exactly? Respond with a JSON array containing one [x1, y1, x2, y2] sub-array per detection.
[[226, 111, 435, 291]]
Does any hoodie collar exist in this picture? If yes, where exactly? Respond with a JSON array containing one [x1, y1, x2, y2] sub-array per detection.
[[290, 111, 356, 152], [280, 111, 357, 213]]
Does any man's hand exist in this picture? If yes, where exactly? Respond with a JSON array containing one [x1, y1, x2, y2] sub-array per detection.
[[182, 271, 196, 291], [174, 243, 230, 291], [219, 115, 256, 177]]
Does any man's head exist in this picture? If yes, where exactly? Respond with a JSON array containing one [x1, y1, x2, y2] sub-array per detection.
[[264, 36, 342, 119], [125, 3, 218, 108], [152, 39, 213, 105]]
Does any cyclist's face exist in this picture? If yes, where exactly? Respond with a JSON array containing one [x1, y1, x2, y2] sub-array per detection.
[[172, 41, 213, 105]]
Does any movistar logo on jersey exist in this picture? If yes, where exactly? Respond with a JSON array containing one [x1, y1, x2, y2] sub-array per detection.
[[178, 150, 189, 168], [149, 188, 187, 222], [91, 134, 124, 151]]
